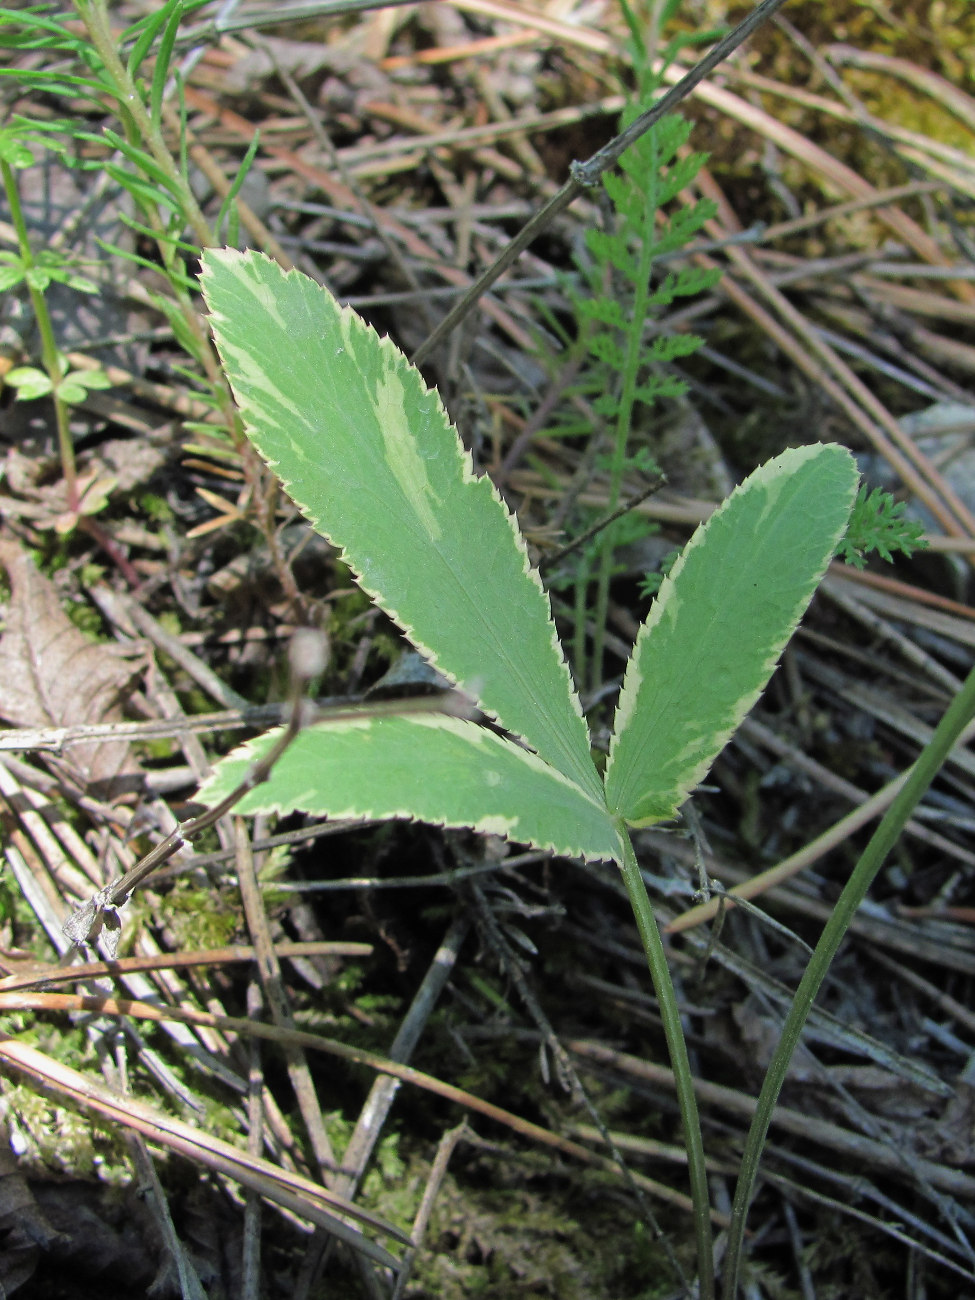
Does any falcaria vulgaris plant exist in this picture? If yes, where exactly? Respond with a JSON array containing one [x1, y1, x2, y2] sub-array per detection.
[[196, 247, 858, 1293]]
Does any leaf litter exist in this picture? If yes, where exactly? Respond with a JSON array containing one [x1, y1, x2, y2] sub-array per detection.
[[0, 541, 140, 798]]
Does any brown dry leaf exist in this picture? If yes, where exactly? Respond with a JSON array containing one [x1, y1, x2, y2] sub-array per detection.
[[2, 437, 164, 533], [95, 437, 166, 492], [0, 541, 140, 797]]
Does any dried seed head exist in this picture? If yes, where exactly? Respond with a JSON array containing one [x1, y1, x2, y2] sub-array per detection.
[[289, 628, 328, 682]]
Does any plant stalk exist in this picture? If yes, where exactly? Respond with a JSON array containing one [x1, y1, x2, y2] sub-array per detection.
[[721, 656, 975, 1297], [74, 0, 252, 450], [76, 0, 214, 251], [1, 157, 78, 511], [618, 828, 714, 1299]]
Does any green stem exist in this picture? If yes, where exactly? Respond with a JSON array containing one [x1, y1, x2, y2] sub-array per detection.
[[75, 0, 214, 251], [589, 138, 660, 693], [75, 0, 245, 433], [618, 828, 714, 1299], [721, 656, 975, 1298], [1, 156, 78, 510], [572, 554, 591, 691]]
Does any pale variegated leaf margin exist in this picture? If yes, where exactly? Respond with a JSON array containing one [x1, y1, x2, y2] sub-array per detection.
[[199, 249, 601, 802], [197, 714, 624, 863], [604, 443, 858, 827]]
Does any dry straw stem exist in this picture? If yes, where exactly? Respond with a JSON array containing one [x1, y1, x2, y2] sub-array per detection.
[[687, 204, 975, 538], [568, 1041, 975, 1202], [179, 81, 533, 351], [411, 0, 795, 365], [0, 1033, 407, 1271], [0, 942, 373, 992], [231, 816, 340, 1185]]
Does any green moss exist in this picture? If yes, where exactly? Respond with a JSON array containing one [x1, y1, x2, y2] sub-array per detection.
[[320, 1110, 420, 1232], [77, 561, 107, 590], [156, 609, 185, 639], [410, 1164, 687, 1299], [1, 879, 59, 961], [2, 1082, 130, 1183], [163, 877, 241, 951], [324, 562, 400, 685], [64, 595, 109, 639], [137, 491, 175, 523]]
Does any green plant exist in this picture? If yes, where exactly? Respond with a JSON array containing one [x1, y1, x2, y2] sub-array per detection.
[[0, 0, 251, 459], [0, 0, 314, 595], [195, 248, 860, 1296], [566, 104, 720, 690], [557, 1, 723, 691], [0, 126, 113, 528], [835, 483, 928, 569]]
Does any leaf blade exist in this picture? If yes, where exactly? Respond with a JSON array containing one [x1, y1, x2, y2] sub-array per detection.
[[198, 714, 622, 863], [604, 443, 858, 826], [199, 249, 601, 801]]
